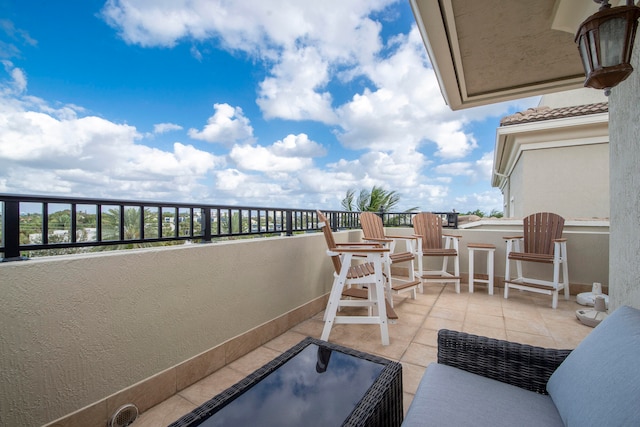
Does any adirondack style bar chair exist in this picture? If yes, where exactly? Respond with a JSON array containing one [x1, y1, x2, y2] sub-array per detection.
[[317, 211, 397, 346], [504, 212, 570, 309], [412, 212, 462, 293], [359, 212, 421, 306]]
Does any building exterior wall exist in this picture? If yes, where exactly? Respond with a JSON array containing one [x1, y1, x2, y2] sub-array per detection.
[[539, 87, 607, 108], [609, 39, 640, 311], [508, 158, 524, 217], [494, 109, 608, 219], [521, 143, 609, 218]]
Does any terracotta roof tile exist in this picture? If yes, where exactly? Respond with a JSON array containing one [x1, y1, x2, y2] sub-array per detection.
[[500, 102, 608, 126]]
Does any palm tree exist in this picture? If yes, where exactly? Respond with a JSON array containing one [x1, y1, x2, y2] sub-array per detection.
[[100, 207, 158, 247], [341, 186, 418, 212]]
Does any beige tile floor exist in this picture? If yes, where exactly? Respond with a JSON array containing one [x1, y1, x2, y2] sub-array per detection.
[[133, 283, 593, 426]]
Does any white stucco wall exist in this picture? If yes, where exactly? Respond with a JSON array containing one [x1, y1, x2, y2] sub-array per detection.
[[495, 109, 608, 219], [609, 38, 640, 311], [0, 232, 340, 426], [509, 160, 524, 217], [539, 87, 607, 108], [521, 144, 609, 218]]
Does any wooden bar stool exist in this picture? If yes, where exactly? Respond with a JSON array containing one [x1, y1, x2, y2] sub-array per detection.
[[467, 243, 495, 295]]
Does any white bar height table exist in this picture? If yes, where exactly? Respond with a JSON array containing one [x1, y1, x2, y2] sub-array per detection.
[[467, 243, 495, 295]]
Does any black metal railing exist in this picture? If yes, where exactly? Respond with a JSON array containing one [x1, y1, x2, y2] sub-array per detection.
[[0, 194, 457, 261]]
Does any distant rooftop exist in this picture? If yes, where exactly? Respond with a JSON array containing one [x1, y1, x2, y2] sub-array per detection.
[[500, 102, 608, 126]]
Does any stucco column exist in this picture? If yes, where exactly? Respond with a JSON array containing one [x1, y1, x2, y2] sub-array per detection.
[[609, 36, 640, 310]]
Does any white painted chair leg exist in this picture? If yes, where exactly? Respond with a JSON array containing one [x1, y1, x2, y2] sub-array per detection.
[[488, 249, 494, 295], [504, 240, 512, 300], [371, 261, 389, 346], [454, 254, 460, 294], [562, 242, 570, 300], [469, 248, 475, 293]]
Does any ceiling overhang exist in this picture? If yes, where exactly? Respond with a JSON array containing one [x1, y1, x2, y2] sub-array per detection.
[[409, 0, 609, 110]]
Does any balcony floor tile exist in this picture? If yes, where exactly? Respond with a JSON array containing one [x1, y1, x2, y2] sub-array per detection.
[[134, 285, 594, 425]]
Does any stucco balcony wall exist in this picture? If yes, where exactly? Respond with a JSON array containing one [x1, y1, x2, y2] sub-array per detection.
[[0, 230, 363, 427], [0, 222, 608, 426], [389, 219, 610, 294]]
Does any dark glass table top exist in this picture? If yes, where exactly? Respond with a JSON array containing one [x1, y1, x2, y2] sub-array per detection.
[[197, 343, 385, 426]]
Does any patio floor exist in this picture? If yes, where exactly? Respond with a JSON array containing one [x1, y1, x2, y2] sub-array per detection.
[[132, 282, 593, 426]]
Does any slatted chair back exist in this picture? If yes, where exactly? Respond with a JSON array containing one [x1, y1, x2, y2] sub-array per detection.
[[413, 213, 444, 251], [522, 212, 565, 255], [317, 211, 342, 275], [360, 212, 385, 240]]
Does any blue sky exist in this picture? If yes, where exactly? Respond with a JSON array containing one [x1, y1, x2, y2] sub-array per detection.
[[0, 0, 538, 212]]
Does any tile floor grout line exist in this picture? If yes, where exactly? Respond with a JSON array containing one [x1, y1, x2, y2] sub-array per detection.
[[396, 283, 447, 363]]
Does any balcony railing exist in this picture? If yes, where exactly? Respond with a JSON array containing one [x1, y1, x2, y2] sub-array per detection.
[[0, 193, 457, 261]]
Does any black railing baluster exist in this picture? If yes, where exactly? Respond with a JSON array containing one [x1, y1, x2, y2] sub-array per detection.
[[189, 207, 194, 237], [139, 205, 145, 240], [1, 200, 22, 261], [119, 206, 125, 240], [0, 194, 459, 260], [42, 203, 49, 245], [71, 204, 78, 243], [285, 210, 293, 236], [97, 204, 103, 242], [173, 207, 178, 238], [202, 208, 211, 243], [158, 207, 163, 238]]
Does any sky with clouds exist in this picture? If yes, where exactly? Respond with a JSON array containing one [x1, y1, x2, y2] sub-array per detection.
[[0, 0, 538, 212]]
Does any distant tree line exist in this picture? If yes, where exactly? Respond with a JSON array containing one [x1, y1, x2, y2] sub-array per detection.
[[341, 186, 503, 218], [462, 209, 503, 218]]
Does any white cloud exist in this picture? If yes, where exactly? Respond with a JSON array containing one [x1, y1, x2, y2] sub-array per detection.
[[434, 162, 474, 177], [431, 122, 478, 159], [454, 190, 504, 214], [1, 60, 27, 94], [102, 0, 391, 124], [101, 0, 392, 55], [230, 144, 312, 173], [153, 122, 183, 134], [229, 133, 325, 173], [0, 70, 223, 201], [335, 27, 479, 160], [257, 47, 337, 123], [1, 2, 536, 212], [0, 19, 37, 47], [190, 45, 203, 61], [476, 151, 496, 181], [188, 103, 255, 146], [271, 134, 326, 157], [212, 168, 293, 206]]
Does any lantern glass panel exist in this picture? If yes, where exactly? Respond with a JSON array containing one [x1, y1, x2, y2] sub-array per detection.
[[578, 34, 592, 74], [599, 17, 626, 66], [588, 30, 599, 69]]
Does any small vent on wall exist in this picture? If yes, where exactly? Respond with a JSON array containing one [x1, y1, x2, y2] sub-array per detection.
[[109, 403, 138, 427]]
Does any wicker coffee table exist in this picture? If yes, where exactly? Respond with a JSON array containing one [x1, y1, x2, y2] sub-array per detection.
[[168, 337, 403, 427]]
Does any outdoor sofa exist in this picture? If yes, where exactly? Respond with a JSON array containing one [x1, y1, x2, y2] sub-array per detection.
[[402, 305, 640, 426]]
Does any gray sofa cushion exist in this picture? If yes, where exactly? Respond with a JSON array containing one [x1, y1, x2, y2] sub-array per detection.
[[547, 305, 640, 427], [403, 363, 563, 427]]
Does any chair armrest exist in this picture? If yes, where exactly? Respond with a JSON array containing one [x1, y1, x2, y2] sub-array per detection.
[[334, 242, 382, 247], [362, 237, 393, 243], [330, 246, 389, 254], [384, 234, 418, 240], [503, 235, 523, 240], [437, 329, 572, 395], [552, 238, 567, 243]]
